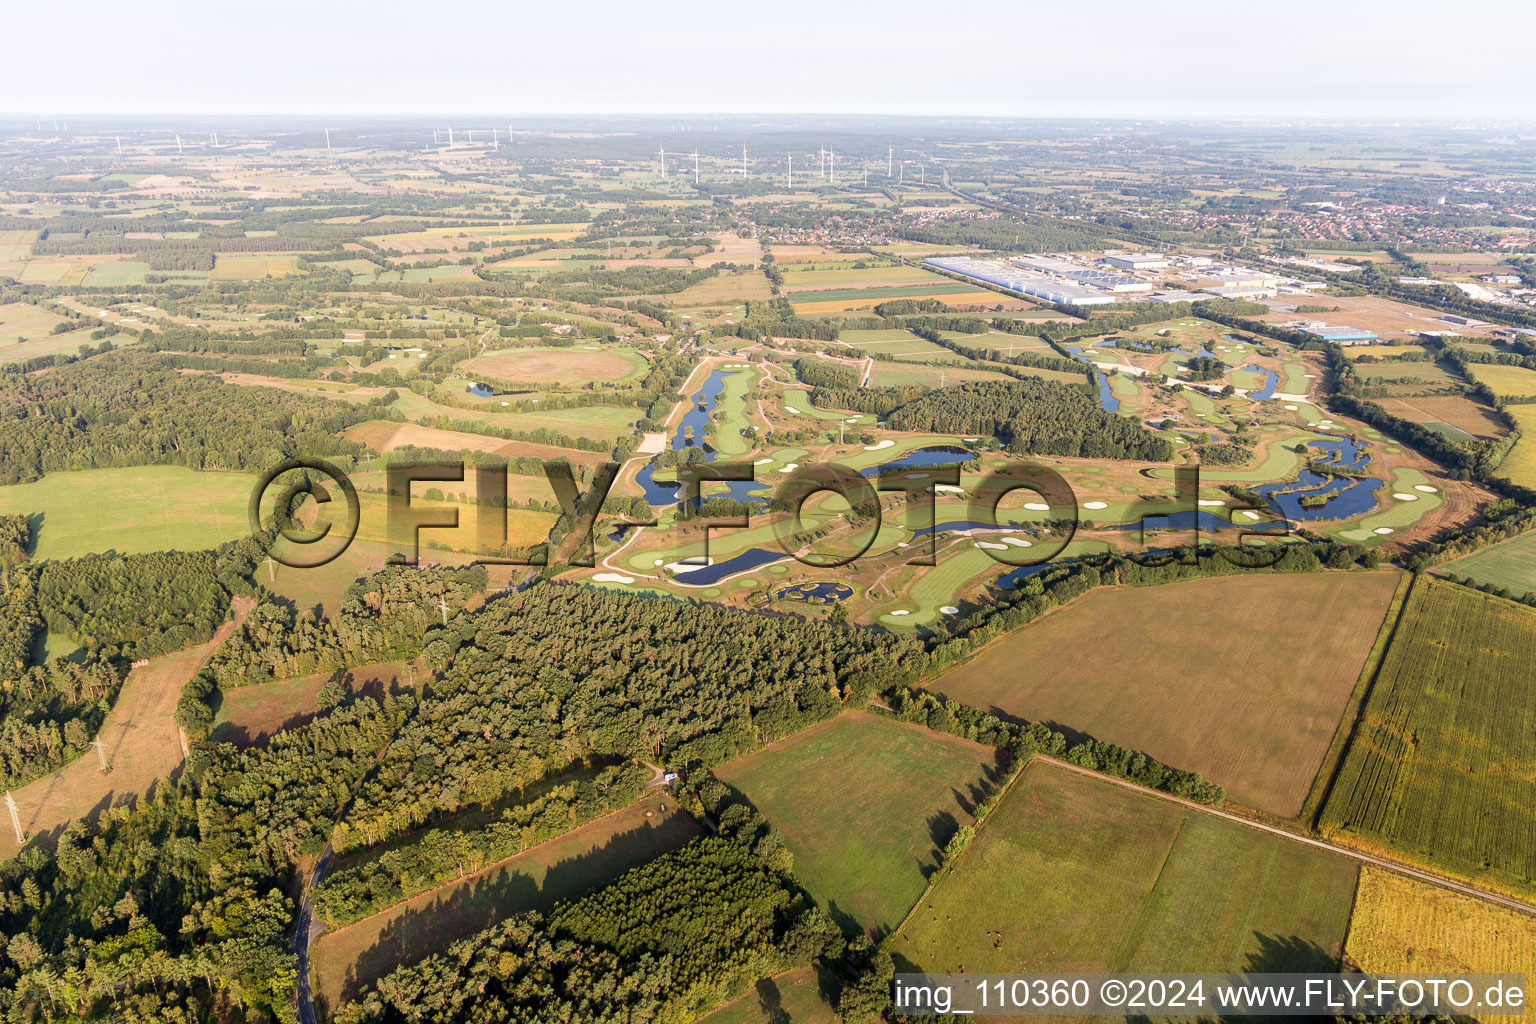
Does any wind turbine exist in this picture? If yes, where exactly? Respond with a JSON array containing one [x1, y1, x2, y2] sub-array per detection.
[[175, 134, 183, 155], [325, 127, 331, 150], [694, 148, 699, 183], [786, 151, 792, 188], [659, 143, 666, 176], [447, 126, 454, 147], [829, 149, 835, 184], [888, 146, 893, 176], [492, 127, 499, 150], [742, 142, 747, 175], [115, 135, 123, 155]]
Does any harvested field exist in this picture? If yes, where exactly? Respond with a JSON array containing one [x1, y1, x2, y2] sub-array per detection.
[[345, 420, 606, 464], [925, 572, 1404, 817], [460, 345, 645, 385], [1375, 395, 1509, 440], [1345, 867, 1536, 979]]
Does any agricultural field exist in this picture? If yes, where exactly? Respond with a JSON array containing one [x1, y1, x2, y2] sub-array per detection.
[[0, 466, 255, 560], [209, 256, 301, 279], [714, 712, 1004, 938], [1375, 394, 1509, 441], [1439, 531, 1536, 598], [1466, 362, 1536, 402], [0, 300, 68, 341], [1321, 580, 1536, 893], [459, 344, 647, 385], [897, 762, 1357, 974], [789, 282, 999, 315], [1493, 405, 1536, 489], [310, 795, 701, 1013], [1345, 867, 1536, 977], [924, 572, 1404, 817]]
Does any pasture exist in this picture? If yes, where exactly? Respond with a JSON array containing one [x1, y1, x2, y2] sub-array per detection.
[[0, 466, 254, 560], [1466, 362, 1536, 402], [0, 301, 68, 341], [1321, 581, 1536, 893], [211, 661, 407, 747], [924, 572, 1404, 817], [311, 796, 700, 1014], [1493, 405, 1536, 490], [460, 345, 647, 385], [714, 712, 1003, 938], [897, 762, 1356, 974], [1345, 867, 1536, 977], [1439, 531, 1536, 598], [695, 968, 839, 1024]]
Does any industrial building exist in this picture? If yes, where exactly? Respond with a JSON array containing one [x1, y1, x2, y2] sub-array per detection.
[[1103, 253, 1169, 270], [1311, 326, 1378, 344], [1149, 290, 1208, 304], [1201, 284, 1278, 300], [1007, 255, 1151, 293], [924, 257, 1116, 305]]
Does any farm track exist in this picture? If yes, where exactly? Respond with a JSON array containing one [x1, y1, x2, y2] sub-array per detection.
[[1039, 755, 1536, 919]]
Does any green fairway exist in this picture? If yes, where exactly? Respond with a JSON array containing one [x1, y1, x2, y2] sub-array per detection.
[[897, 761, 1357, 974], [715, 712, 1003, 937], [0, 466, 254, 560], [710, 366, 759, 457]]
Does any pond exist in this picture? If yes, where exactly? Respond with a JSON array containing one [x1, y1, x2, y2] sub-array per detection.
[[1105, 509, 1289, 534], [776, 581, 854, 604], [1252, 435, 1383, 521], [638, 368, 770, 507], [860, 444, 975, 477], [1240, 362, 1279, 401], [669, 547, 789, 586], [1063, 344, 1120, 413]]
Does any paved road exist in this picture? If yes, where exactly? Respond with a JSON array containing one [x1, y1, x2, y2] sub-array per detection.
[[292, 842, 335, 1024], [1038, 756, 1536, 918]]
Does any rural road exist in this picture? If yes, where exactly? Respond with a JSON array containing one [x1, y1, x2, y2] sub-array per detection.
[[293, 842, 335, 1024], [1038, 756, 1536, 918]]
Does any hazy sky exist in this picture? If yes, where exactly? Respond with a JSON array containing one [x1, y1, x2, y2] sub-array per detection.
[[7, 0, 1534, 119]]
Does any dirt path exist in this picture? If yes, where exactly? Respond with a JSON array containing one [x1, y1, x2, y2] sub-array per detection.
[[1, 596, 255, 855]]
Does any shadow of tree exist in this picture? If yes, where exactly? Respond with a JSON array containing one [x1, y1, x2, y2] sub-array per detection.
[[325, 807, 700, 1010]]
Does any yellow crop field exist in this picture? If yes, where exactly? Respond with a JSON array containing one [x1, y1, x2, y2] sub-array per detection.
[[1345, 867, 1536, 978], [1494, 405, 1536, 490], [1468, 362, 1536, 401], [210, 256, 301, 279]]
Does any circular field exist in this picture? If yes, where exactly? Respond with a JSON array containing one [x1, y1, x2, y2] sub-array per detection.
[[461, 346, 645, 385]]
